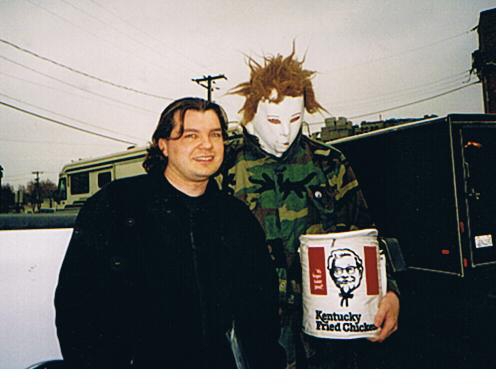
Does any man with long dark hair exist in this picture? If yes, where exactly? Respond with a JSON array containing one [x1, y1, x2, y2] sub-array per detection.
[[55, 97, 284, 368]]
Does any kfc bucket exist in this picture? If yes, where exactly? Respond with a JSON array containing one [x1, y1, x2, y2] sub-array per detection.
[[299, 229, 386, 339]]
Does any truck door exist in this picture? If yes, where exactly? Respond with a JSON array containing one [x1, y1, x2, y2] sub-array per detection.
[[462, 126, 496, 267]]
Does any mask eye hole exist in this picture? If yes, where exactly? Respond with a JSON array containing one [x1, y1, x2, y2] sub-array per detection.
[[290, 115, 300, 123], [267, 118, 281, 124]]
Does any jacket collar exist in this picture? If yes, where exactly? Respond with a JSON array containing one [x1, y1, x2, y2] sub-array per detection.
[[149, 170, 220, 201]]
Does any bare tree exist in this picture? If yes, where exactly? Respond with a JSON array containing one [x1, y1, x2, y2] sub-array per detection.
[[26, 179, 58, 211]]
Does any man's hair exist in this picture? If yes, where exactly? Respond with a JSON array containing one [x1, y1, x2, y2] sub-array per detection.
[[230, 47, 325, 124], [143, 97, 228, 174]]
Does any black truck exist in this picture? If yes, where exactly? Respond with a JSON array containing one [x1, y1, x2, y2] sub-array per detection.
[[331, 114, 496, 367]]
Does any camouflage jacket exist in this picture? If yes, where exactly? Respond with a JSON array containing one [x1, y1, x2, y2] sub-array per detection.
[[217, 130, 376, 311]]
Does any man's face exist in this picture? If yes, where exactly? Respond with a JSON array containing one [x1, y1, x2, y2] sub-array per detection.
[[332, 255, 362, 294], [159, 109, 224, 185], [250, 95, 304, 157]]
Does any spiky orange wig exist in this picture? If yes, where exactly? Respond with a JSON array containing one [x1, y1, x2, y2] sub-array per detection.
[[230, 49, 324, 124]]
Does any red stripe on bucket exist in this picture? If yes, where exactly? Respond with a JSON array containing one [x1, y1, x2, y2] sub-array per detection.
[[308, 247, 327, 295], [364, 246, 379, 295]]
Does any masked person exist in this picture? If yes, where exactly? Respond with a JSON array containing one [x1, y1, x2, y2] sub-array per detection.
[[219, 50, 400, 368], [55, 97, 285, 368]]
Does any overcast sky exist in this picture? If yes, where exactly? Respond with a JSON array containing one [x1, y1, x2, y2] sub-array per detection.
[[1, 0, 495, 187]]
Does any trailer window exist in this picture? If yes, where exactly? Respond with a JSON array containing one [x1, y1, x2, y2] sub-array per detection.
[[98, 171, 111, 188], [70, 172, 89, 195]]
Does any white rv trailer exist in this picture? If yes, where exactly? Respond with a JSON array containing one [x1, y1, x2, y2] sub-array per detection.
[[56, 146, 147, 210]]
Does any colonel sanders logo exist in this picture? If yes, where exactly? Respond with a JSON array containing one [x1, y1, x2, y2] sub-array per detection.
[[327, 249, 364, 307]]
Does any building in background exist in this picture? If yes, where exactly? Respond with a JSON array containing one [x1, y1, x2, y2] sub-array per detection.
[[312, 115, 437, 143], [355, 115, 438, 135], [319, 117, 354, 141]]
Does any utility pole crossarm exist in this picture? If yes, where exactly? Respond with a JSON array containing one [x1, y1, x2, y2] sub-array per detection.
[[192, 74, 227, 102]]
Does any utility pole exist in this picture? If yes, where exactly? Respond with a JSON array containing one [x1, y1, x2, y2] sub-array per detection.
[[192, 74, 227, 102], [472, 8, 496, 113], [32, 170, 43, 212]]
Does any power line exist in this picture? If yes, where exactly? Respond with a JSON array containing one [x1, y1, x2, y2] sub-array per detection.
[[3, 175, 40, 182], [0, 37, 173, 101], [330, 77, 472, 114], [0, 55, 156, 114], [0, 91, 145, 142], [0, 137, 116, 147], [88, 0, 212, 73], [321, 29, 473, 74], [2, 172, 59, 183], [0, 70, 156, 116], [316, 78, 470, 121], [1, 172, 35, 179], [23, 0, 181, 81], [326, 70, 471, 108], [0, 100, 136, 145], [192, 74, 227, 102], [348, 81, 480, 120], [59, 0, 202, 82], [306, 80, 480, 126]]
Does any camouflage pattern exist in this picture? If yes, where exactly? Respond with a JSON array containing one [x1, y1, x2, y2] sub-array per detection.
[[217, 130, 372, 313], [217, 129, 400, 367]]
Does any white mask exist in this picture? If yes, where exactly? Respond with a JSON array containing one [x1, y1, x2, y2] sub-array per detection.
[[247, 94, 304, 157]]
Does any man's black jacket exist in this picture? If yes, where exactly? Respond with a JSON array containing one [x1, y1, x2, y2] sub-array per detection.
[[54, 173, 285, 368]]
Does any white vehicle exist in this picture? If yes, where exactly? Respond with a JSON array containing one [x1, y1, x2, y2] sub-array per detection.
[[56, 146, 147, 210]]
